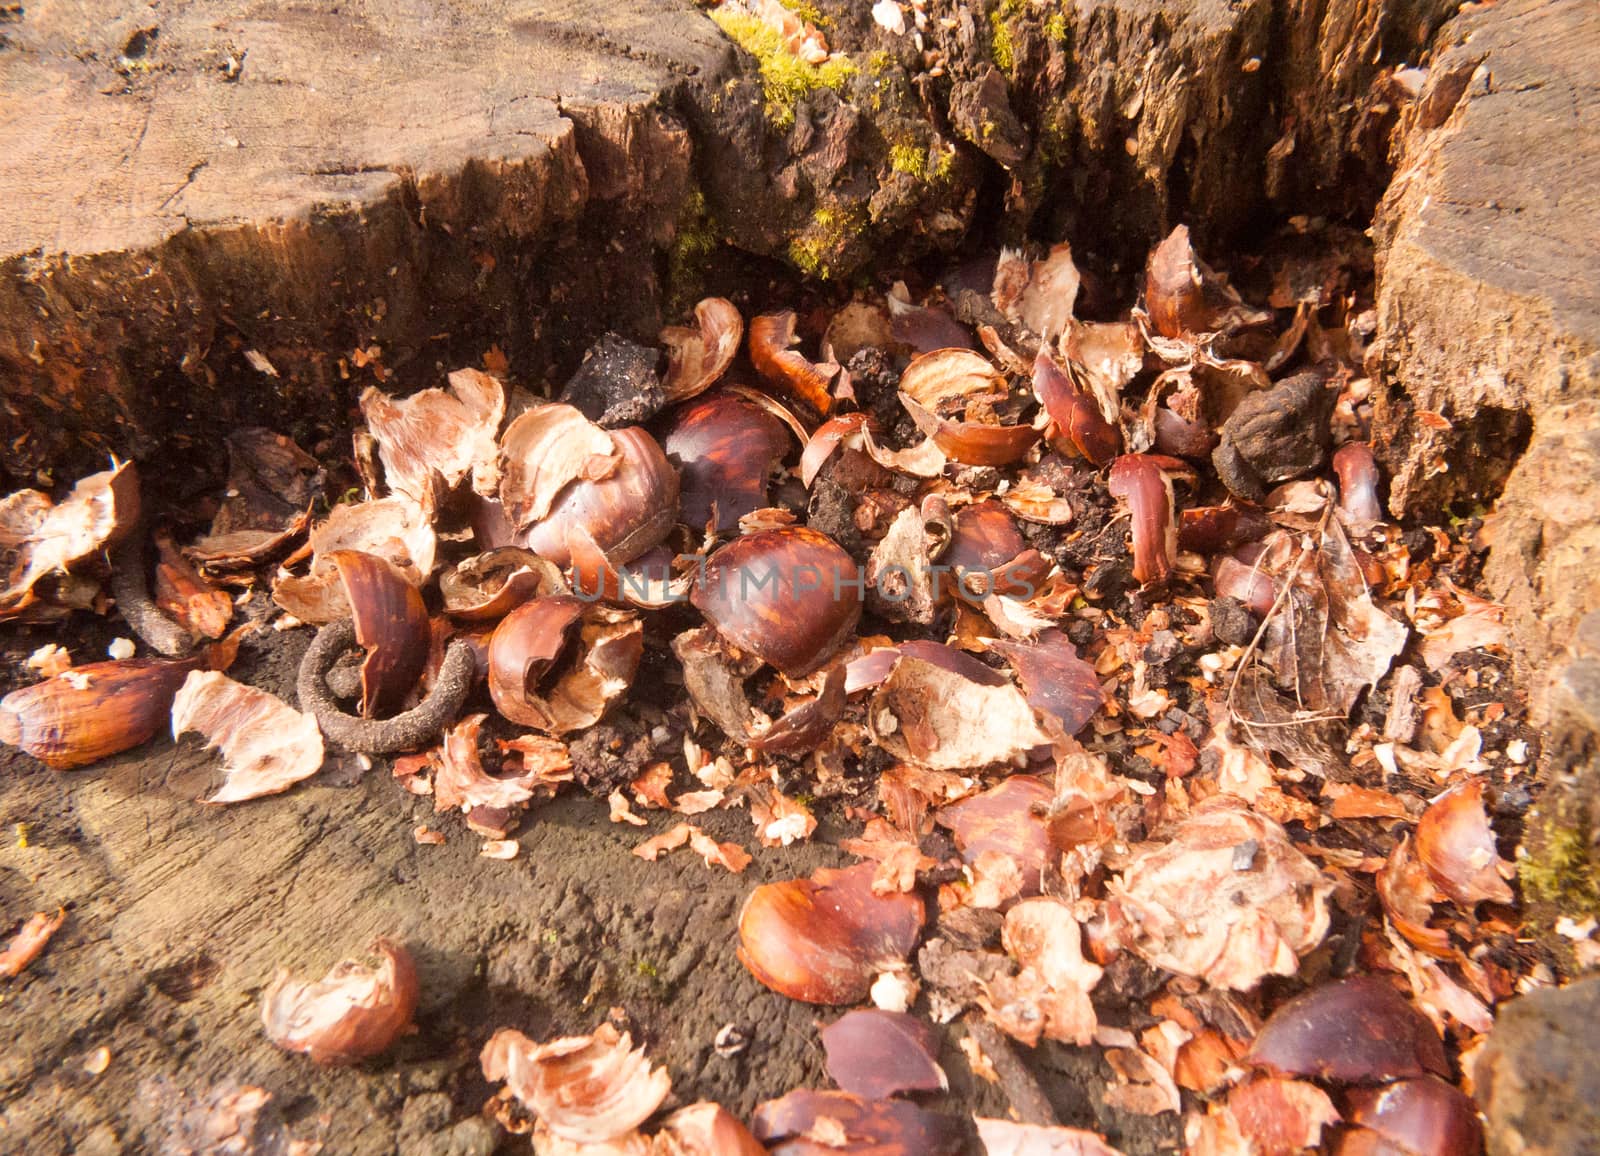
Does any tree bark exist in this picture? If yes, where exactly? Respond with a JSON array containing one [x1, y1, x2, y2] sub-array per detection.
[[1369, 0, 1600, 683]]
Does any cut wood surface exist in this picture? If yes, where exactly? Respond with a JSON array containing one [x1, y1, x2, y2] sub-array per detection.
[[0, 0, 721, 486]]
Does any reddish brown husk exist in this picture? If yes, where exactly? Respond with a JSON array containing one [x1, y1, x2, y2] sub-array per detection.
[[1333, 441, 1384, 526], [662, 392, 791, 532], [900, 392, 1040, 467], [737, 862, 924, 1005], [1341, 1076, 1484, 1156], [655, 1102, 766, 1154], [1247, 975, 1449, 1085], [439, 547, 564, 621], [943, 502, 1048, 601], [990, 630, 1105, 736], [661, 297, 743, 403], [523, 426, 679, 568], [487, 597, 641, 733], [1178, 503, 1272, 555], [153, 530, 233, 640], [691, 527, 862, 678], [750, 665, 847, 754], [751, 1089, 964, 1155], [260, 938, 418, 1065], [1107, 455, 1179, 586], [819, 1009, 946, 1101], [1226, 1077, 1342, 1154], [1144, 225, 1271, 338], [1032, 349, 1120, 465], [844, 639, 1008, 695], [331, 550, 430, 718], [0, 655, 204, 769], [936, 776, 1055, 896], [1413, 779, 1515, 908], [750, 310, 835, 415]]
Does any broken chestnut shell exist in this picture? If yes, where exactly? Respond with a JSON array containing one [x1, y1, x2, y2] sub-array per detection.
[[1033, 348, 1120, 466], [661, 296, 743, 403], [1107, 454, 1181, 586], [752, 1089, 965, 1155], [1, 656, 204, 769], [1178, 503, 1272, 555], [523, 426, 679, 567], [738, 862, 924, 1005], [1414, 779, 1515, 908], [989, 630, 1104, 736], [936, 776, 1054, 896], [260, 938, 418, 1066], [691, 527, 862, 678], [662, 392, 792, 533], [1214, 546, 1276, 618], [819, 1009, 947, 1100], [481, 1023, 671, 1144], [1341, 1076, 1484, 1156], [1144, 225, 1271, 339], [943, 501, 1050, 601], [844, 639, 1009, 694], [487, 597, 642, 733], [440, 547, 565, 621], [1248, 975, 1449, 1085], [657, 1102, 766, 1155], [330, 550, 429, 718], [900, 392, 1040, 468], [750, 310, 834, 415], [1334, 441, 1384, 526]]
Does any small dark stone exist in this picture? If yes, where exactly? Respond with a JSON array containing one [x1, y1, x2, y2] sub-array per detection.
[[559, 332, 664, 428], [1210, 595, 1257, 647], [1065, 619, 1096, 647], [1143, 629, 1183, 665], [1212, 372, 1335, 500], [806, 475, 864, 557]]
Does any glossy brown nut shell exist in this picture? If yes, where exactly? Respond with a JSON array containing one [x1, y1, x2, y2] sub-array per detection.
[[663, 392, 791, 532], [737, 862, 923, 1005], [330, 550, 430, 718], [691, 527, 862, 677], [1248, 975, 1449, 1085], [1, 656, 203, 769]]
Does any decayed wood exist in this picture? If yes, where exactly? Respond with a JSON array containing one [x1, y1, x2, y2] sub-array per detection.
[[1369, 0, 1600, 677], [2, 0, 1464, 491]]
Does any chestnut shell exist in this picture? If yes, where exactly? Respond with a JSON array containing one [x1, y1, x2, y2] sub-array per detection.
[[690, 527, 862, 677]]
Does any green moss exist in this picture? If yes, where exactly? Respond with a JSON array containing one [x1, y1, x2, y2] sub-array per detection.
[[888, 141, 956, 183], [1044, 11, 1068, 42], [868, 49, 895, 76], [889, 143, 926, 178], [1521, 817, 1600, 917], [666, 188, 717, 317], [777, 0, 831, 28], [989, 10, 1014, 72], [788, 234, 831, 279], [710, 9, 857, 129], [788, 201, 868, 280], [988, 0, 1026, 73]]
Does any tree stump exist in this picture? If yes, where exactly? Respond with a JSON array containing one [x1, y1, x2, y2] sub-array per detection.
[[1369, 0, 1600, 681]]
